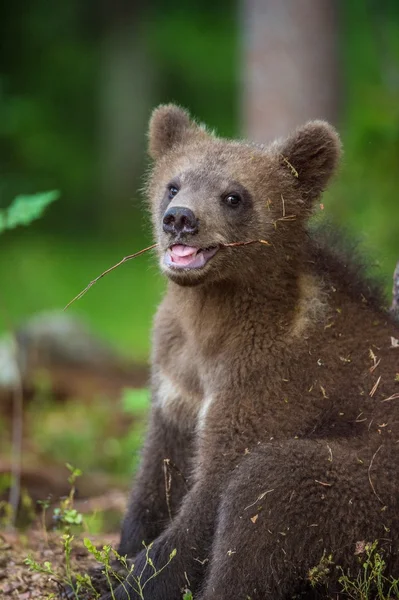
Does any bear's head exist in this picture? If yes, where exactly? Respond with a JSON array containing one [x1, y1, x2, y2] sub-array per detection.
[[146, 104, 341, 287]]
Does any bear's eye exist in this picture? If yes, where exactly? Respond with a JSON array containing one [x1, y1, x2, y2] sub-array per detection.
[[167, 184, 179, 200], [224, 193, 241, 208]]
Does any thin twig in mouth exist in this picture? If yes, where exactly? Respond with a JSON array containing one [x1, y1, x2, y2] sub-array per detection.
[[222, 239, 271, 248], [64, 238, 272, 310], [63, 243, 158, 310]]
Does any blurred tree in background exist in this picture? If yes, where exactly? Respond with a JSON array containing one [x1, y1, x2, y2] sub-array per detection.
[[242, 0, 340, 141], [0, 0, 398, 361]]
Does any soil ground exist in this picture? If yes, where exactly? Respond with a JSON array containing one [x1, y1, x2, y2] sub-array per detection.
[[0, 530, 118, 599]]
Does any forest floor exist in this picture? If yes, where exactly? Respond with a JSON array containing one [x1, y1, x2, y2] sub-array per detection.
[[0, 313, 150, 599], [0, 529, 118, 599]]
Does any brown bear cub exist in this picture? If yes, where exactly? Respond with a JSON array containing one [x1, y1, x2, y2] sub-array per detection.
[[108, 105, 399, 599]]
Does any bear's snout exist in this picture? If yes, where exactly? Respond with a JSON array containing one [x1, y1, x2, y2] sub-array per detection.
[[163, 206, 199, 236]]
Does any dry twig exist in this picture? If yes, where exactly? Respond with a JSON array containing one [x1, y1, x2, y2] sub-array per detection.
[[368, 445, 383, 504], [244, 489, 274, 511], [369, 376, 382, 398], [64, 243, 158, 310], [315, 480, 332, 487], [280, 154, 299, 178], [163, 458, 173, 522], [64, 239, 272, 310], [381, 393, 399, 403]]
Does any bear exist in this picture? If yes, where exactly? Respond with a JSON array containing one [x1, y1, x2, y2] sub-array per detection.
[[98, 104, 399, 600]]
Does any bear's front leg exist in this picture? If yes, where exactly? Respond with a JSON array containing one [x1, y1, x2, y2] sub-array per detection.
[[105, 469, 226, 600], [99, 476, 217, 600], [118, 406, 194, 559], [102, 400, 243, 600]]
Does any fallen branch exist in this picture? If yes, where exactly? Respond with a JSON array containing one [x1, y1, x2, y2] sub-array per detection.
[[64, 239, 272, 310]]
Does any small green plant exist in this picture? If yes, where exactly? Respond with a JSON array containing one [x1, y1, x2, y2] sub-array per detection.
[[37, 496, 51, 543], [25, 464, 177, 599], [26, 535, 177, 599], [84, 538, 177, 600], [25, 465, 98, 599], [25, 466, 96, 598], [338, 541, 399, 600], [308, 551, 335, 588], [52, 464, 83, 533], [25, 533, 100, 600]]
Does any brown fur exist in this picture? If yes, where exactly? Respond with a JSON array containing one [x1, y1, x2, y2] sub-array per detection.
[[109, 105, 399, 600]]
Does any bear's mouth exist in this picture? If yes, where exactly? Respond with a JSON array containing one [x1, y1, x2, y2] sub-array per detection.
[[164, 244, 219, 270]]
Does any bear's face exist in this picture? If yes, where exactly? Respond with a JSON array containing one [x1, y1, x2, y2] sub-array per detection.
[[146, 104, 341, 287]]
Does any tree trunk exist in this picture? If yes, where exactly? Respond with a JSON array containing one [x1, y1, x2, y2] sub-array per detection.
[[241, 0, 340, 143], [97, 3, 154, 233]]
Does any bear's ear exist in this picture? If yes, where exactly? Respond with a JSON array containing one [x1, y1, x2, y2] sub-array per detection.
[[148, 104, 205, 160], [278, 120, 342, 200]]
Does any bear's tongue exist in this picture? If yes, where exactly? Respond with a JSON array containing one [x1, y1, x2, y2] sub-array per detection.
[[169, 244, 199, 266], [166, 244, 218, 269], [171, 244, 198, 257]]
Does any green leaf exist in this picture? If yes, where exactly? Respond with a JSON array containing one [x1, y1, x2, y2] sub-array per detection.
[[83, 538, 96, 553], [64, 508, 83, 524], [84, 538, 102, 561], [43, 561, 53, 572], [1, 190, 60, 233]]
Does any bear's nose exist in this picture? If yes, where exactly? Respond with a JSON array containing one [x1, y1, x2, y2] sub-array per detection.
[[162, 206, 199, 235]]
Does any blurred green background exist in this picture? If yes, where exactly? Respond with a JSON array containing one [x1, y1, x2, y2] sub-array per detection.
[[1, 0, 398, 360], [1, 0, 399, 529]]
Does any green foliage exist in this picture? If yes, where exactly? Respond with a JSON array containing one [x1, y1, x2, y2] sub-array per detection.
[[0, 475, 35, 529], [25, 534, 101, 600], [148, 4, 238, 137], [28, 388, 149, 478], [83, 538, 177, 600], [327, 1, 399, 291], [66, 463, 83, 486], [51, 464, 84, 534], [53, 507, 83, 527], [307, 542, 399, 599], [25, 469, 99, 598], [27, 529, 177, 600], [25, 555, 54, 575], [338, 541, 399, 600], [121, 388, 150, 415], [0, 191, 59, 234], [308, 551, 334, 588], [0, 499, 13, 528]]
